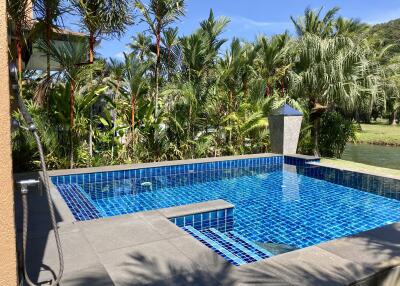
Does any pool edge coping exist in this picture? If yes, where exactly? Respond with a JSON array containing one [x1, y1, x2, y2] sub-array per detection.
[[158, 199, 234, 218], [46, 153, 280, 176], [43, 153, 400, 227], [45, 153, 281, 224], [39, 169, 400, 285], [308, 161, 400, 181]]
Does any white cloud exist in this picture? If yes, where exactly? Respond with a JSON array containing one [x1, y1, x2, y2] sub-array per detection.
[[114, 52, 125, 59], [230, 16, 291, 28]]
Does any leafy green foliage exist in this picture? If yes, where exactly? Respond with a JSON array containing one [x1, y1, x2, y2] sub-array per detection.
[[319, 111, 357, 158], [8, 2, 400, 171]]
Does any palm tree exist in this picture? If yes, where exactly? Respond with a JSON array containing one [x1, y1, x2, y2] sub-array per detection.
[[7, 0, 32, 93], [161, 82, 198, 154], [291, 7, 369, 40], [31, 0, 68, 107], [288, 34, 381, 156], [73, 0, 133, 65], [72, 0, 132, 159], [105, 58, 125, 156], [224, 110, 269, 154], [129, 32, 152, 61], [107, 58, 125, 98], [199, 9, 230, 61], [335, 17, 369, 38], [178, 10, 229, 105], [40, 38, 88, 167], [162, 27, 180, 80], [122, 53, 149, 131], [291, 7, 339, 38], [380, 54, 400, 125], [256, 33, 291, 97], [218, 38, 246, 113], [135, 0, 185, 117], [32, 0, 64, 77], [240, 43, 259, 98], [180, 33, 212, 82]]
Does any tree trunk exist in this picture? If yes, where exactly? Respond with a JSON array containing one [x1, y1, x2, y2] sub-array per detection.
[[70, 80, 75, 168], [16, 34, 24, 117], [45, 2, 51, 82], [390, 110, 398, 125], [311, 116, 321, 157], [88, 32, 95, 160], [89, 33, 95, 64], [89, 108, 93, 159], [69, 133, 74, 169], [167, 47, 171, 81], [70, 80, 75, 129], [131, 93, 136, 130], [265, 83, 270, 97], [229, 90, 234, 113], [155, 27, 161, 117], [16, 38, 23, 89], [243, 76, 248, 98], [309, 98, 321, 157]]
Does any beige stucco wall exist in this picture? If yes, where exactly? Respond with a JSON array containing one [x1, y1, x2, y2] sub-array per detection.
[[0, 0, 17, 285]]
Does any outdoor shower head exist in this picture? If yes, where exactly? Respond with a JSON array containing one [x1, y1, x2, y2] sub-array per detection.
[[11, 118, 35, 132], [10, 60, 64, 286], [11, 118, 20, 129]]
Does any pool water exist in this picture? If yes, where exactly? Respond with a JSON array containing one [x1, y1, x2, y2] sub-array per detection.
[[52, 157, 400, 263], [100, 168, 400, 248]]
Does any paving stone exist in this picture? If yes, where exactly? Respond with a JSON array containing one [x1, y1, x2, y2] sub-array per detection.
[[79, 215, 165, 253], [226, 262, 293, 286], [98, 240, 205, 286], [254, 247, 375, 286], [145, 215, 188, 239], [60, 264, 115, 286], [23, 230, 99, 284], [318, 223, 400, 271]]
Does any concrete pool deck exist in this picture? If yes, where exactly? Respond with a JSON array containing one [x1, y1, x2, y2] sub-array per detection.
[[13, 154, 400, 285]]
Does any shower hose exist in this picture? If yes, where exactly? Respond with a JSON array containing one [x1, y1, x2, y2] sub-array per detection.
[[13, 71, 64, 286]]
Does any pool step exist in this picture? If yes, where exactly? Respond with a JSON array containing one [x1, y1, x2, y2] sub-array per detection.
[[227, 231, 273, 258], [184, 226, 246, 266], [183, 226, 271, 266]]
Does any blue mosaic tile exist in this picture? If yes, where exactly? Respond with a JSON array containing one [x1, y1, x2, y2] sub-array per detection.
[[299, 164, 400, 200], [169, 208, 234, 233], [170, 208, 271, 266], [56, 184, 102, 221], [50, 155, 400, 265], [50, 156, 284, 186], [284, 155, 320, 166]]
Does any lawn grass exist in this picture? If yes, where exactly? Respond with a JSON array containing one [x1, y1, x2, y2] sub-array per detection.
[[357, 123, 400, 146], [320, 158, 400, 179]]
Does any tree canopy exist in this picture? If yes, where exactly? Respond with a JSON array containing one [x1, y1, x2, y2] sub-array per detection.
[[7, 4, 400, 170]]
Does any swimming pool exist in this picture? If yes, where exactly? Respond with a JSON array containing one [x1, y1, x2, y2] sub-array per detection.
[[51, 155, 400, 266]]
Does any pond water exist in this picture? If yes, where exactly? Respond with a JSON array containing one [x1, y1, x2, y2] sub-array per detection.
[[342, 143, 400, 170]]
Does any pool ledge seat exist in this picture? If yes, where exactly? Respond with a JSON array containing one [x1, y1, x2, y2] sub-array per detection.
[[158, 199, 234, 219]]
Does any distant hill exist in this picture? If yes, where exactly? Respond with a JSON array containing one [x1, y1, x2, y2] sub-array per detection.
[[370, 19, 400, 50]]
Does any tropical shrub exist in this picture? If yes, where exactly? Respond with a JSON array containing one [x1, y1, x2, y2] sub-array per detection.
[[7, 3, 400, 171], [318, 111, 357, 158]]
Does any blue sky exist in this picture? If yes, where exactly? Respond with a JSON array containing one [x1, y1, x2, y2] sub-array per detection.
[[65, 0, 400, 59]]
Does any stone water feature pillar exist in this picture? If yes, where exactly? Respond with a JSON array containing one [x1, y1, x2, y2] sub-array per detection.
[[268, 104, 303, 155]]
